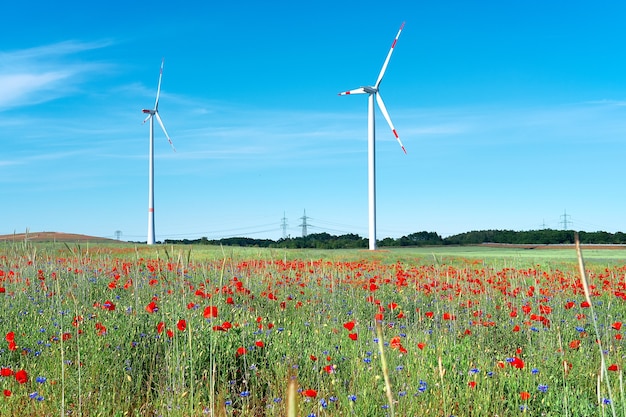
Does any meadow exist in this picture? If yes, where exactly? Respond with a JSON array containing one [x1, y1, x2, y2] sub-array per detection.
[[1, 241, 626, 416]]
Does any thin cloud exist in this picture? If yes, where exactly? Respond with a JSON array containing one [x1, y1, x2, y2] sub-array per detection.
[[0, 40, 111, 110]]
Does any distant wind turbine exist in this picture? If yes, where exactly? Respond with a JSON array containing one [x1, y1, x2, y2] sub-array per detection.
[[142, 58, 176, 245], [339, 22, 407, 251]]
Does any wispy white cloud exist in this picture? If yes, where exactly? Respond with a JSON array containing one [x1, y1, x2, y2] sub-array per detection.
[[0, 40, 111, 110]]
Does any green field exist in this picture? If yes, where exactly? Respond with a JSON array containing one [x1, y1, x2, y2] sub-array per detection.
[[0, 241, 625, 416]]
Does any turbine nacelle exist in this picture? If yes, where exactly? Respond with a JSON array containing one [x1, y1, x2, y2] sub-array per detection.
[[362, 86, 377, 94]]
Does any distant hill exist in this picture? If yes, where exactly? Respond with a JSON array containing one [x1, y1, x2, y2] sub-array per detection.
[[0, 232, 118, 243]]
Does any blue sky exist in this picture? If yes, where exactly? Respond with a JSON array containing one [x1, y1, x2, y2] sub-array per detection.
[[2, 1, 626, 241]]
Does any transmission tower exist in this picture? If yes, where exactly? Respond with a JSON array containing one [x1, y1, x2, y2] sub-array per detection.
[[115, 230, 122, 240], [281, 212, 288, 239], [560, 210, 571, 230], [299, 209, 309, 238]]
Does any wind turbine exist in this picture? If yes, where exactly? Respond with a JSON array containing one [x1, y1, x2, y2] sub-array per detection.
[[339, 22, 407, 251], [142, 58, 176, 245]]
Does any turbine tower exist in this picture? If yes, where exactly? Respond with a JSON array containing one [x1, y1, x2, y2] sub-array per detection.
[[142, 58, 176, 245], [339, 23, 407, 250]]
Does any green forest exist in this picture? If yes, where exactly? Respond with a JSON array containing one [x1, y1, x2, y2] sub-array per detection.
[[162, 229, 626, 249]]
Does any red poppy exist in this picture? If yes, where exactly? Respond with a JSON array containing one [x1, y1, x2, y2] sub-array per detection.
[[442, 312, 456, 320], [226, 297, 234, 304], [512, 325, 520, 332], [156, 322, 165, 334], [0, 368, 13, 377], [323, 365, 334, 374], [374, 313, 384, 321], [177, 319, 187, 332], [302, 389, 317, 398], [236, 347, 247, 356], [145, 301, 158, 313], [343, 321, 355, 331], [564, 301, 575, 310], [417, 342, 426, 350], [310, 355, 318, 361], [186, 302, 196, 310], [5, 332, 14, 343], [612, 322, 623, 331], [255, 340, 264, 348], [348, 333, 358, 341], [14, 369, 27, 384], [203, 305, 218, 319], [539, 305, 552, 315], [166, 329, 174, 339], [3, 389, 10, 397], [390, 336, 402, 349], [425, 311, 434, 318], [510, 357, 524, 369], [103, 300, 115, 311], [520, 391, 531, 400], [468, 381, 476, 389], [608, 364, 620, 371], [581, 301, 591, 308], [388, 302, 398, 310], [569, 339, 581, 350]]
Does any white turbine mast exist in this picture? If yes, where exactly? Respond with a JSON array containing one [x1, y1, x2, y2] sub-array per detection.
[[339, 22, 407, 250], [142, 58, 176, 245]]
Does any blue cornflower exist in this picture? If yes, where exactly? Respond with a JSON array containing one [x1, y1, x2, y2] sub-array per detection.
[[418, 380, 428, 393], [531, 368, 539, 375], [35, 376, 46, 384], [538, 384, 548, 393], [469, 368, 480, 374], [240, 391, 250, 397], [348, 394, 357, 402]]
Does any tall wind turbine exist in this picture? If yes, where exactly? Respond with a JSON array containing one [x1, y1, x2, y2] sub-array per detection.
[[142, 58, 176, 245], [339, 22, 407, 251]]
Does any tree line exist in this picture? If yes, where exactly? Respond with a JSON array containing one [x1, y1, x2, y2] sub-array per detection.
[[161, 229, 626, 249]]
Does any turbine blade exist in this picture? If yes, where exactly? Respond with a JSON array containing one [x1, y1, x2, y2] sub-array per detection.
[[154, 58, 164, 110], [374, 22, 405, 89], [142, 113, 152, 124], [376, 93, 406, 154], [338, 87, 367, 96], [154, 111, 176, 152]]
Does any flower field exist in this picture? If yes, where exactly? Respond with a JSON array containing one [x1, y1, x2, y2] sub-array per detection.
[[0, 243, 626, 416]]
